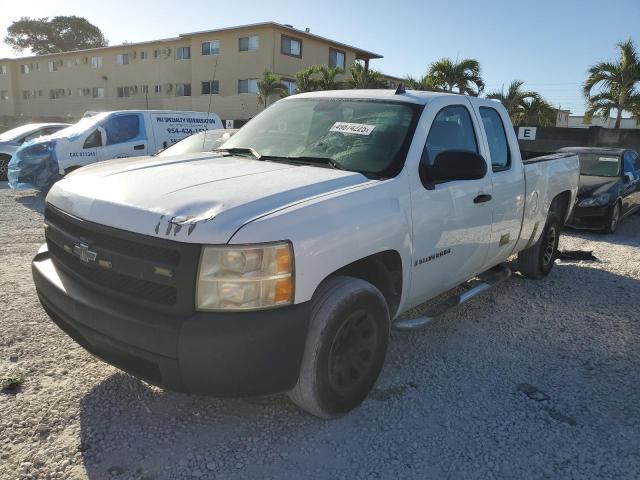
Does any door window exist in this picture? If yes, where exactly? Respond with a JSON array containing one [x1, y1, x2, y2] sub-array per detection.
[[479, 107, 511, 171], [422, 105, 478, 165], [102, 115, 140, 145]]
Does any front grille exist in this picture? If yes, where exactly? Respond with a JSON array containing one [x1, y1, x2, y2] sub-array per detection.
[[49, 242, 177, 305], [44, 204, 200, 313], [45, 207, 180, 266]]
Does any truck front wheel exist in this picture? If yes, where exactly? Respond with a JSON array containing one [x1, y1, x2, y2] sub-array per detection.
[[517, 213, 561, 279], [288, 276, 390, 419]]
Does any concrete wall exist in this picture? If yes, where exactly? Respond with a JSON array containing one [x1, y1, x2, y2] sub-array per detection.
[[518, 126, 640, 158]]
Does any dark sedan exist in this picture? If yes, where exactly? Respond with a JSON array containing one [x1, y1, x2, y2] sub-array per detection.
[[558, 147, 640, 233]]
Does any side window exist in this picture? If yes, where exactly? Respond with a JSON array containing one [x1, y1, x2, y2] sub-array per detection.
[[422, 105, 477, 165], [83, 129, 102, 149], [102, 115, 140, 145], [480, 107, 511, 171]]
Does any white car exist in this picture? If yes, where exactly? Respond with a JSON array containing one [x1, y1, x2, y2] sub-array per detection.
[[0, 123, 70, 180], [32, 89, 579, 418]]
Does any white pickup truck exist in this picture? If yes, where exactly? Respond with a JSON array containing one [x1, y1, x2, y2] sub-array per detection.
[[32, 89, 579, 418]]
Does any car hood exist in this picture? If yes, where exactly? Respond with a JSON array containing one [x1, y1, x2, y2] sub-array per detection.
[[46, 153, 371, 243], [578, 175, 619, 198]]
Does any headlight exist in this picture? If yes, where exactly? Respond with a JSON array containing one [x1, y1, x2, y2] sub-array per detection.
[[578, 193, 610, 207], [196, 242, 294, 311]]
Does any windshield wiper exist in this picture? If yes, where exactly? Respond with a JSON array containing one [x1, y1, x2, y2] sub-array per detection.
[[213, 147, 262, 159], [284, 156, 347, 171]]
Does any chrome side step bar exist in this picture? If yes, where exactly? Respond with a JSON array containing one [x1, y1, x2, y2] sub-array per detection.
[[393, 263, 512, 331]]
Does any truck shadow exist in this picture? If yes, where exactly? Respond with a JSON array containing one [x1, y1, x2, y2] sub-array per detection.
[[76, 262, 640, 479], [15, 191, 46, 214]]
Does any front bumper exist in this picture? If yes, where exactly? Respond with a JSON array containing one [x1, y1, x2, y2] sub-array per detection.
[[567, 204, 610, 230], [32, 245, 310, 396]]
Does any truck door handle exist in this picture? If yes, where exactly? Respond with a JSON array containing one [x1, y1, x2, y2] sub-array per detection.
[[134, 144, 145, 150], [474, 194, 492, 204]]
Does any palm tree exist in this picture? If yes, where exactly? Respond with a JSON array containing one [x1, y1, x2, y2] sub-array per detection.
[[486, 80, 539, 125], [294, 66, 320, 93], [316, 66, 344, 90], [347, 62, 387, 89], [257, 71, 288, 108], [584, 38, 640, 128], [427, 58, 485, 95], [521, 96, 557, 127], [404, 74, 443, 92]]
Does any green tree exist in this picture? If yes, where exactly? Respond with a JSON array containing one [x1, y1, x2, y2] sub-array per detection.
[[257, 71, 288, 108], [427, 58, 485, 95], [583, 38, 640, 128], [316, 65, 345, 90], [486, 80, 540, 125], [294, 66, 320, 93], [404, 74, 443, 92], [4, 16, 108, 55], [347, 62, 387, 89], [521, 96, 557, 127]]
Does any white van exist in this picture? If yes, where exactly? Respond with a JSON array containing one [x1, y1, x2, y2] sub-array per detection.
[[8, 110, 222, 189]]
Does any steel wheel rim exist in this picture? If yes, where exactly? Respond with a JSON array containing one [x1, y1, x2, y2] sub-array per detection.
[[611, 204, 620, 231], [328, 309, 379, 395], [542, 225, 556, 266]]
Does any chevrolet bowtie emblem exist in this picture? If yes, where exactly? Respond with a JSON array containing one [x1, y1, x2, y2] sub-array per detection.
[[73, 242, 97, 263]]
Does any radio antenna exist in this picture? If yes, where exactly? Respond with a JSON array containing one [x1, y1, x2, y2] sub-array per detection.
[[203, 54, 220, 151]]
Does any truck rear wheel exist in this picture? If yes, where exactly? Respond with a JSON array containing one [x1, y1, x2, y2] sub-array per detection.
[[517, 213, 561, 279], [288, 276, 390, 419]]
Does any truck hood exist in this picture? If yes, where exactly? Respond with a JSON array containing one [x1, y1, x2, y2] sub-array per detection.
[[46, 153, 371, 243]]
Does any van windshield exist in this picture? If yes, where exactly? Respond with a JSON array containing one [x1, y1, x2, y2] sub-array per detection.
[[49, 113, 109, 140], [221, 98, 420, 176]]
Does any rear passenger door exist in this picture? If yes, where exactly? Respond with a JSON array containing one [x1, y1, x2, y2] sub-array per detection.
[[97, 113, 148, 161], [471, 100, 526, 266], [408, 98, 493, 305]]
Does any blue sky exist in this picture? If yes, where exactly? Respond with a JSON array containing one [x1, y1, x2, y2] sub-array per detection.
[[2, 0, 639, 115]]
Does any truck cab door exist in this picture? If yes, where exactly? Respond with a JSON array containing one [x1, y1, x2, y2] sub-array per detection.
[[97, 113, 148, 161], [407, 100, 493, 306], [470, 100, 526, 267]]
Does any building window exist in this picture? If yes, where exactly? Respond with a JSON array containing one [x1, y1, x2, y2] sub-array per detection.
[[201, 80, 220, 95], [176, 47, 191, 60], [49, 89, 66, 99], [176, 83, 191, 96], [329, 48, 346, 69], [48, 60, 59, 72], [20, 64, 31, 74], [238, 79, 258, 94], [117, 86, 132, 98], [77, 88, 91, 97], [201, 40, 220, 56], [239, 35, 259, 52], [141, 85, 149, 94], [92, 87, 105, 98], [0, 90, 8, 100], [140, 51, 148, 60], [281, 79, 298, 95], [38, 90, 43, 97], [281, 35, 302, 58], [116, 53, 129, 65], [154, 84, 162, 94], [0, 65, 7, 75], [91, 56, 103, 68]]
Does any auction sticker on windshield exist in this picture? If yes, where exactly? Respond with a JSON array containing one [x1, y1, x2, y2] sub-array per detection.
[[330, 122, 376, 136]]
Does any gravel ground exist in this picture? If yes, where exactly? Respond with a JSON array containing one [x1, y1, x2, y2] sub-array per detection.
[[1, 182, 639, 480]]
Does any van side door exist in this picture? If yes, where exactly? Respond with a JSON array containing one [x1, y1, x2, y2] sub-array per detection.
[[407, 98, 493, 307], [97, 113, 148, 161], [470, 99, 526, 266]]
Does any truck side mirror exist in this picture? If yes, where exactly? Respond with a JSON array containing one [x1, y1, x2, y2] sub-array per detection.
[[420, 150, 487, 188]]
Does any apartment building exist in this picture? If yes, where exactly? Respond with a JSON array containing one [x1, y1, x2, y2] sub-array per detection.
[[0, 22, 382, 126]]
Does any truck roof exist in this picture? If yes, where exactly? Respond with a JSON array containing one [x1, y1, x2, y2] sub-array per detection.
[[292, 89, 468, 105]]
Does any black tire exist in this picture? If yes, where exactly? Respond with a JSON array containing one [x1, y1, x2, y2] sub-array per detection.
[[288, 276, 390, 419], [603, 201, 621, 234], [517, 213, 561, 279], [0, 155, 9, 181]]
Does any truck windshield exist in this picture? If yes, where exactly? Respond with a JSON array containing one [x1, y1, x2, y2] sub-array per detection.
[[221, 98, 419, 176], [578, 153, 621, 177]]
